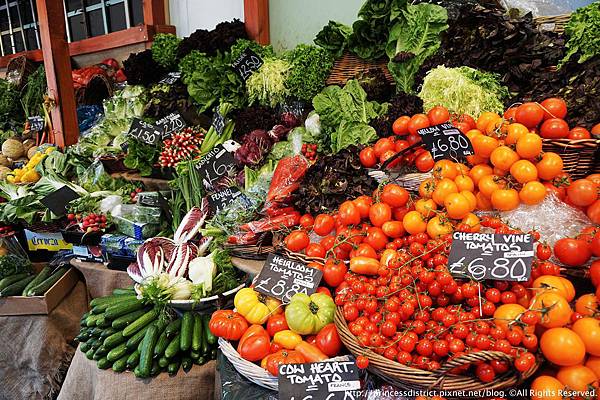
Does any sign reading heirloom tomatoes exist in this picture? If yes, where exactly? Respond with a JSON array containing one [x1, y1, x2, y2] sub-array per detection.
[[417, 123, 474, 161], [254, 253, 323, 303], [448, 232, 534, 281], [278, 360, 360, 400]]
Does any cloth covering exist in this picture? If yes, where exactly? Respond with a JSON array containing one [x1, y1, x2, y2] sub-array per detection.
[[70, 259, 131, 298], [58, 349, 215, 400], [0, 281, 88, 400]]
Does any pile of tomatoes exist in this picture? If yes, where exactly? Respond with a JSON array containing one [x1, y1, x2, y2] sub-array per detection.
[[546, 172, 600, 224]]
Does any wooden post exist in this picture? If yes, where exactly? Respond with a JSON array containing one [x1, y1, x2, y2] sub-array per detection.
[[35, 0, 78, 147], [143, 0, 167, 25], [244, 0, 270, 45]]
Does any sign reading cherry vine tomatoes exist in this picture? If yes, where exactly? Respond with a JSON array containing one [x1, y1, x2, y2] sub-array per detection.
[[254, 253, 323, 303], [278, 360, 360, 400], [448, 231, 534, 281], [417, 123, 474, 161]]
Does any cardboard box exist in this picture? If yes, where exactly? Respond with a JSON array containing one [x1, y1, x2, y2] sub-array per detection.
[[0, 265, 79, 316]]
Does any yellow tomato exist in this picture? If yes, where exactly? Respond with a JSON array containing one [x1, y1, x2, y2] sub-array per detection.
[[510, 159, 539, 184], [414, 198, 437, 217], [532, 275, 576, 301], [444, 193, 471, 219], [490, 145, 520, 171], [426, 216, 453, 238], [491, 189, 520, 211], [461, 213, 480, 232], [454, 175, 474, 192], [234, 288, 282, 325], [530, 292, 572, 328], [519, 181, 547, 205], [431, 178, 458, 205]]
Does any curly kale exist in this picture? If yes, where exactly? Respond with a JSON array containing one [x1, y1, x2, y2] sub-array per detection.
[[123, 50, 166, 86], [176, 19, 247, 59], [285, 44, 334, 102], [151, 33, 182, 69]]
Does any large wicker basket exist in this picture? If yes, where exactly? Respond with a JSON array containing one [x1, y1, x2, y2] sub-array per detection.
[[335, 308, 539, 395], [327, 52, 394, 86], [533, 14, 571, 34], [542, 138, 599, 179], [5, 55, 37, 89]]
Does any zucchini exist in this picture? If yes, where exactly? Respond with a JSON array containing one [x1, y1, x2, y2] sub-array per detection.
[[167, 358, 180, 375], [154, 329, 170, 358], [107, 342, 128, 362], [112, 308, 148, 330], [112, 353, 129, 372], [122, 308, 158, 337], [164, 318, 181, 338], [182, 356, 193, 372], [150, 360, 160, 376], [112, 287, 135, 296], [192, 314, 203, 352], [180, 312, 193, 352], [139, 324, 159, 378], [104, 299, 144, 320], [100, 327, 117, 339], [126, 350, 140, 369], [0, 273, 30, 290], [97, 357, 111, 369], [158, 356, 169, 368], [203, 314, 217, 345], [0, 275, 35, 297], [164, 333, 181, 358], [103, 331, 127, 349], [22, 266, 52, 296], [27, 267, 68, 296]]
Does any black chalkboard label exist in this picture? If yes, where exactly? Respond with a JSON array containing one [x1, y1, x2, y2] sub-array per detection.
[[278, 360, 360, 400], [207, 187, 250, 215], [159, 72, 181, 85], [128, 118, 163, 145], [448, 232, 534, 282], [418, 123, 474, 161], [211, 105, 225, 136], [156, 112, 186, 139], [41, 185, 80, 216], [254, 253, 323, 303], [28, 116, 45, 132], [231, 48, 263, 81], [194, 144, 237, 191]]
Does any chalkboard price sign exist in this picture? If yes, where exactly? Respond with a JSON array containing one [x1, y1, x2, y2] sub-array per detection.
[[128, 118, 163, 145], [28, 116, 45, 132], [156, 112, 186, 139], [159, 72, 181, 85], [211, 105, 225, 136], [448, 232, 534, 282], [278, 360, 360, 400], [41, 185, 80, 216], [418, 123, 474, 161], [194, 144, 237, 191], [207, 187, 250, 215], [254, 253, 323, 303], [231, 48, 263, 81]]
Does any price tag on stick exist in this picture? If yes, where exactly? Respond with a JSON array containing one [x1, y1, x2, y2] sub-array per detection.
[[447, 232, 534, 282], [211, 105, 225, 136], [207, 187, 250, 215], [194, 143, 237, 192], [231, 48, 263, 81], [41, 186, 80, 216], [278, 360, 360, 400], [254, 253, 323, 303], [417, 123, 474, 161], [156, 112, 186, 139], [128, 118, 163, 145], [28, 116, 45, 132], [159, 72, 181, 85]]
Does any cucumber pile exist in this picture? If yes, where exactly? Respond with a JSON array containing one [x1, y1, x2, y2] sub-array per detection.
[[0, 266, 68, 297], [75, 288, 217, 378]]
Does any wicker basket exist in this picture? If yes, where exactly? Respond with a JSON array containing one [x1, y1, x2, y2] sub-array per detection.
[[5, 55, 37, 89], [327, 52, 394, 86], [335, 308, 538, 395], [99, 155, 130, 174], [542, 138, 599, 179], [534, 14, 571, 34], [75, 74, 114, 106]]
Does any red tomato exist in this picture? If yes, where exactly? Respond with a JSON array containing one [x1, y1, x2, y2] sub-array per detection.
[[354, 243, 378, 259], [395, 140, 409, 153], [541, 98, 567, 120], [380, 150, 399, 166], [415, 151, 434, 172], [407, 133, 422, 145], [427, 106, 450, 125], [237, 325, 270, 362], [306, 243, 326, 258], [567, 179, 598, 206], [381, 184, 410, 208], [592, 123, 600, 135], [392, 116, 410, 135], [315, 324, 342, 357], [515, 102, 544, 128], [554, 238, 592, 267], [313, 214, 335, 236], [266, 314, 289, 337], [504, 107, 517, 121], [454, 122, 471, 133], [369, 203, 392, 227], [359, 147, 377, 167], [540, 118, 569, 139], [339, 201, 361, 225], [323, 260, 348, 287], [299, 214, 314, 228], [408, 114, 430, 136], [591, 260, 600, 287], [588, 200, 600, 224], [364, 227, 388, 250], [285, 230, 310, 252], [568, 127, 592, 139], [454, 114, 476, 129], [373, 138, 395, 158], [591, 232, 600, 257]]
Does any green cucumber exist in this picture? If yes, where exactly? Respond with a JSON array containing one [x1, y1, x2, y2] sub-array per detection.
[[112, 308, 148, 330], [112, 287, 135, 296], [100, 327, 117, 339], [93, 346, 107, 360], [103, 331, 127, 349], [192, 314, 203, 352], [164, 318, 181, 338], [85, 348, 96, 360], [22, 266, 52, 296], [190, 350, 200, 360], [91, 295, 138, 313], [196, 356, 206, 365], [200, 317, 209, 356], [0, 275, 35, 297], [158, 356, 169, 368], [80, 342, 91, 353], [150, 360, 160, 376], [203, 314, 217, 345], [180, 312, 193, 352], [27, 267, 68, 296], [95, 315, 110, 328], [139, 324, 159, 378], [80, 312, 90, 324], [112, 353, 129, 372], [122, 308, 158, 337], [167, 358, 180, 375], [85, 314, 104, 327], [107, 342, 128, 362], [127, 350, 140, 369], [210, 349, 217, 360], [127, 323, 154, 351], [0, 273, 30, 290], [154, 329, 170, 358], [89, 327, 103, 338], [104, 300, 144, 320], [164, 333, 181, 358], [133, 365, 142, 378], [97, 357, 112, 369], [182, 356, 193, 372]]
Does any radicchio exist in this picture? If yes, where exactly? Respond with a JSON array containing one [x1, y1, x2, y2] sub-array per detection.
[[166, 242, 198, 278], [173, 201, 209, 244], [234, 129, 273, 167]]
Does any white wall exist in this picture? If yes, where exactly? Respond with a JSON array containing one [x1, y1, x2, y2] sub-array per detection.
[[168, 0, 245, 38]]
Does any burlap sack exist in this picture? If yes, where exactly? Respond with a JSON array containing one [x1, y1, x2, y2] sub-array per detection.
[[58, 349, 215, 400], [70, 259, 132, 298]]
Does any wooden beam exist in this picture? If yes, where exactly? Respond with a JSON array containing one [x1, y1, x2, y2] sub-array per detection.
[[35, 0, 78, 148], [143, 0, 167, 26], [244, 0, 270, 45]]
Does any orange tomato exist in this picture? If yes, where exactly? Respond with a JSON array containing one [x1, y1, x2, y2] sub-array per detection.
[[469, 164, 493, 185], [392, 116, 410, 135], [536, 152, 564, 181], [530, 376, 564, 400], [530, 292, 572, 328], [454, 175, 474, 192], [490, 145, 519, 171], [516, 133, 543, 159], [475, 191, 493, 211], [461, 213, 480, 232], [476, 112, 501, 131], [381, 221, 404, 238], [419, 178, 436, 199], [466, 154, 488, 166], [510, 159, 539, 184], [540, 328, 586, 366], [444, 193, 471, 219], [369, 202, 392, 227], [484, 115, 504, 135], [403, 211, 427, 235], [575, 294, 599, 317], [556, 365, 598, 391], [504, 107, 518, 121], [432, 178, 458, 205], [592, 123, 600, 135], [415, 198, 437, 217], [505, 123, 529, 145], [572, 317, 600, 356], [533, 275, 576, 301], [466, 129, 482, 143], [426, 216, 453, 238], [491, 189, 520, 211], [493, 304, 526, 330], [586, 356, 600, 378], [478, 175, 506, 197], [472, 134, 499, 158], [455, 163, 470, 175], [519, 181, 547, 205], [493, 167, 508, 177], [460, 190, 477, 211], [433, 159, 458, 180]]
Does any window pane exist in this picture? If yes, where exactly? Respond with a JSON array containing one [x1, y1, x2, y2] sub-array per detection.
[[13, 33, 24, 52], [66, 0, 83, 13], [9, 5, 20, 28], [107, 3, 126, 32], [0, 9, 8, 32], [68, 14, 86, 41], [88, 8, 104, 36], [85, 0, 101, 5], [18, 1, 35, 25], [130, 0, 143, 26], [1, 35, 13, 55], [25, 27, 38, 50]]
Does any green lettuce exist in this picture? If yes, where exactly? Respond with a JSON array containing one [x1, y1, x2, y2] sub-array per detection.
[[559, 2, 600, 68]]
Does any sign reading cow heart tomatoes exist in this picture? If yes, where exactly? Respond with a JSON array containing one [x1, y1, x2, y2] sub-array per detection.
[[278, 360, 360, 400], [417, 123, 474, 161], [254, 253, 323, 303], [448, 232, 534, 282]]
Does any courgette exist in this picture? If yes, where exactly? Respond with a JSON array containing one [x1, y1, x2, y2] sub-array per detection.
[[139, 324, 159, 378], [158, 356, 169, 368], [97, 357, 111, 369], [180, 312, 193, 352], [164, 318, 181, 338], [0, 275, 35, 297], [103, 331, 127, 349], [112, 353, 129, 372], [27, 267, 68, 296], [203, 314, 217, 345], [104, 299, 144, 320], [192, 314, 203, 352], [22, 266, 52, 296], [112, 308, 148, 330], [154, 329, 170, 358], [164, 332, 181, 358], [107, 342, 128, 362], [126, 350, 140, 369], [0, 273, 30, 290], [122, 308, 158, 337], [167, 358, 180, 375], [182, 356, 193, 372]]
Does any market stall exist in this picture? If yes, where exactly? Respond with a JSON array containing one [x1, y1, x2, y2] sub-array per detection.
[[0, 0, 599, 399]]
